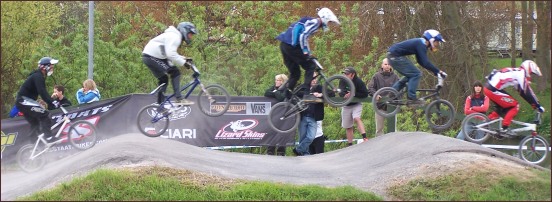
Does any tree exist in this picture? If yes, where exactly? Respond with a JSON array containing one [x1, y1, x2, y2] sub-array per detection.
[[535, 1, 550, 91]]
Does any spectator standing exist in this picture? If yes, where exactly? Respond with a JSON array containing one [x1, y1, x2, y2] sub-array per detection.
[[367, 58, 400, 137], [309, 120, 325, 155], [456, 80, 489, 141], [264, 74, 289, 156], [293, 74, 325, 156], [341, 67, 369, 146], [52, 84, 72, 107], [76, 79, 101, 104]]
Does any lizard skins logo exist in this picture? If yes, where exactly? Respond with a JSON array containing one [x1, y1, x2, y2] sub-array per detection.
[[215, 119, 266, 140]]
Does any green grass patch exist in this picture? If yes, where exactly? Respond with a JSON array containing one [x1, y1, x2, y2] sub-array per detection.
[[18, 166, 382, 201], [388, 168, 551, 201]]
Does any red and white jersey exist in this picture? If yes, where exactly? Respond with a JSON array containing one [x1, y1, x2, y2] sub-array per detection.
[[487, 67, 529, 92]]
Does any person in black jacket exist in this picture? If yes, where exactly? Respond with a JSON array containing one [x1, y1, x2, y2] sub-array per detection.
[[293, 73, 325, 156], [51, 84, 72, 107], [367, 58, 399, 137], [341, 67, 369, 146], [264, 74, 288, 156], [15, 57, 60, 143]]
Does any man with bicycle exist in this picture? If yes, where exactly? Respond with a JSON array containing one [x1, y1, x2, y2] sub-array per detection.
[[142, 21, 197, 106], [15, 57, 61, 143], [276, 7, 340, 101], [386, 29, 447, 105], [484, 60, 545, 135]]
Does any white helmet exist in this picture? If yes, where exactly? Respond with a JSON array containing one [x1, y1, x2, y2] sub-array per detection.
[[520, 60, 542, 77], [317, 7, 340, 32], [423, 29, 445, 50]]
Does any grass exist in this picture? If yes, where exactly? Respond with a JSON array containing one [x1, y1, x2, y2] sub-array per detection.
[[388, 168, 551, 201], [17, 165, 551, 201], [17, 166, 383, 201]]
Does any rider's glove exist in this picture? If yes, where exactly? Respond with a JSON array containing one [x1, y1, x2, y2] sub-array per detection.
[[52, 100, 60, 108], [438, 71, 447, 79], [184, 58, 193, 69], [538, 106, 545, 113], [306, 54, 317, 62]]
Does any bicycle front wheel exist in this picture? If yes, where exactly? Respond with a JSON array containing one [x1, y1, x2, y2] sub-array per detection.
[[267, 102, 301, 133], [68, 120, 98, 150], [136, 105, 169, 137], [425, 99, 456, 130], [197, 84, 230, 117], [17, 144, 46, 173], [322, 75, 355, 107], [519, 135, 550, 165], [461, 113, 490, 144], [372, 87, 401, 118]]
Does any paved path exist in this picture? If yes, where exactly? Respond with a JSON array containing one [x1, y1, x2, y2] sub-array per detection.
[[1, 132, 544, 200]]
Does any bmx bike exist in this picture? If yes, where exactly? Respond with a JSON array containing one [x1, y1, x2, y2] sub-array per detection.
[[136, 60, 230, 137], [371, 73, 456, 130], [16, 99, 98, 172], [461, 111, 549, 164], [267, 58, 355, 133]]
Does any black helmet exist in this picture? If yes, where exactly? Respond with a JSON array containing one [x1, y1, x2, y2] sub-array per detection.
[[176, 22, 197, 45], [38, 57, 59, 72]]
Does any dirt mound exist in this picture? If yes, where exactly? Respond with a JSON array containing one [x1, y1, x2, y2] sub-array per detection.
[[1, 132, 544, 200]]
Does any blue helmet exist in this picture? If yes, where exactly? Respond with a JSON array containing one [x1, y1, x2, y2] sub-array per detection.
[[423, 29, 445, 50]]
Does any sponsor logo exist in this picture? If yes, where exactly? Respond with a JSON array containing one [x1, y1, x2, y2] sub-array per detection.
[[1, 131, 17, 159], [145, 103, 191, 121], [57, 116, 101, 144], [31, 106, 46, 113], [500, 97, 514, 103], [218, 102, 271, 115], [51, 104, 113, 123], [160, 129, 197, 139], [215, 119, 267, 140]]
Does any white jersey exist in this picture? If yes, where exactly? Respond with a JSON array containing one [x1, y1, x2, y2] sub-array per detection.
[[142, 26, 187, 67], [487, 68, 528, 92], [486, 67, 540, 107]]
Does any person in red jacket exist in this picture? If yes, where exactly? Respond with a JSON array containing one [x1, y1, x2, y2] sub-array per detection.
[[457, 80, 489, 140]]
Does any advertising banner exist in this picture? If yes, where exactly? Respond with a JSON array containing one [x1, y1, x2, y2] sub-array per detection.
[[1, 94, 295, 165]]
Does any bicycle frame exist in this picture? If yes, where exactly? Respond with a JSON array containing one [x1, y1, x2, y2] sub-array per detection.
[[28, 106, 71, 160], [472, 117, 537, 136]]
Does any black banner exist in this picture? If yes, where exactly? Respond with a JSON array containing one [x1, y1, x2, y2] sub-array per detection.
[[1, 94, 294, 165]]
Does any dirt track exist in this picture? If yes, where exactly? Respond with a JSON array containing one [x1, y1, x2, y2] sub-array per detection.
[[1, 132, 546, 200]]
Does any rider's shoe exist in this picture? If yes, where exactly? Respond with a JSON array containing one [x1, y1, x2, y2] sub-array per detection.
[[406, 97, 424, 107], [176, 98, 194, 106], [498, 127, 515, 137], [46, 136, 61, 144], [302, 94, 323, 103]]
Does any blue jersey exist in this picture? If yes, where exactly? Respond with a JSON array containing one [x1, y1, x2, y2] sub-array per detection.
[[388, 38, 440, 75], [276, 17, 321, 55]]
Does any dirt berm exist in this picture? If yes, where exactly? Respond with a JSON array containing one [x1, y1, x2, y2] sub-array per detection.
[[1, 132, 547, 200]]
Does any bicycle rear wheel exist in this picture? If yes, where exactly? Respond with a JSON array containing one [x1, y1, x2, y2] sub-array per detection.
[[17, 144, 46, 173], [425, 99, 456, 130], [322, 75, 355, 107], [372, 87, 401, 118], [461, 113, 491, 144], [136, 105, 169, 137], [518, 135, 549, 164], [68, 120, 98, 150], [197, 84, 230, 117], [267, 102, 301, 133]]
